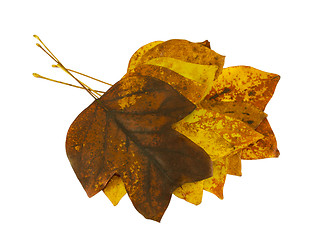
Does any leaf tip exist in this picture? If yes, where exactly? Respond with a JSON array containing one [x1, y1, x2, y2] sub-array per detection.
[[275, 149, 280, 157]]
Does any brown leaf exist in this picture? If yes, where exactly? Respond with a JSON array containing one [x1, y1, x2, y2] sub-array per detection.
[[66, 72, 212, 221]]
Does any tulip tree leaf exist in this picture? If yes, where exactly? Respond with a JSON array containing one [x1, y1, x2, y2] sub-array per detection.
[[66, 73, 212, 221]]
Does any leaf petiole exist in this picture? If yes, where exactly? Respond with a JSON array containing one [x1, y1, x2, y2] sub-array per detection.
[[33, 35, 99, 99], [52, 64, 112, 86], [32, 73, 105, 94]]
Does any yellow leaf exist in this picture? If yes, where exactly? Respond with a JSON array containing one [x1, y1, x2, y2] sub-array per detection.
[[146, 57, 219, 86], [127, 41, 164, 71], [128, 64, 208, 104], [138, 39, 224, 67], [127, 39, 225, 104], [201, 99, 267, 129], [173, 181, 204, 205], [174, 152, 242, 202], [103, 175, 126, 206], [206, 66, 280, 110], [205, 66, 280, 160], [173, 108, 264, 161], [171, 102, 264, 202]]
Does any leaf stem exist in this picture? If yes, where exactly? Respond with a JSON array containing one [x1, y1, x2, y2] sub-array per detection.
[[32, 73, 105, 94], [52, 64, 112, 86], [34, 35, 99, 100]]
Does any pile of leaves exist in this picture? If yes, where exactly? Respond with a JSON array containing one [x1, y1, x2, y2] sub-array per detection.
[[64, 39, 280, 222]]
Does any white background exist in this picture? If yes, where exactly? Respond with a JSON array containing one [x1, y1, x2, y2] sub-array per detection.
[[1, 0, 330, 239]]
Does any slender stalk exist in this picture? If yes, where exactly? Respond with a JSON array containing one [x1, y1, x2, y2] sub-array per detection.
[[52, 65, 112, 86], [33, 73, 105, 94], [34, 35, 98, 99]]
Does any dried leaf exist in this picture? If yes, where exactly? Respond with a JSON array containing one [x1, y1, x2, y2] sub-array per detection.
[[127, 41, 164, 71], [173, 181, 204, 205], [170, 66, 281, 201], [172, 108, 264, 161], [173, 151, 239, 203], [34, 35, 280, 221], [168, 153, 242, 203], [66, 73, 212, 221], [241, 118, 280, 159], [100, 40, 225, 208], [226, 151, 242, 176], [206, 66, 280, 111], [171, 107, 263, 203], [103, 175, 126, 206], [205, 65, 280, 160], [203, 155, 228, 199], [200, 100, 267, 129], [128, 39, 225, 104]]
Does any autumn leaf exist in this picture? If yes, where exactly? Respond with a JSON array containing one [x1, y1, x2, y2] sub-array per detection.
[[101, 47, 280, 205], [200, 100, 267, 129], [173, 108, 264, 161], [127, 39, 225, 104], [172, 66, 279, 202], [226, 151, 242, 176], [172, 152, 243, 203], [101, 39, 225, 209], [127, 40, 164, 71], [103, 175, 126, 206], [241, 118, 279, 159], [34, 35, 280, 221], [203, 155, 228, 199], [66, 72, 212, 221], [205, 66, 280, 159], [206, 66, 280, 110], [173, 181, 204, 205], [199, 96, 268, 175], [172, 107, 263, 201], [117, 41, 279, 204]]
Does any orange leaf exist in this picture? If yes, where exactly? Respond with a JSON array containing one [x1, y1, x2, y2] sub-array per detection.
[[226, 152, 242, 176], [242, 118, 280, 159], [203, 157, 227, 199]]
